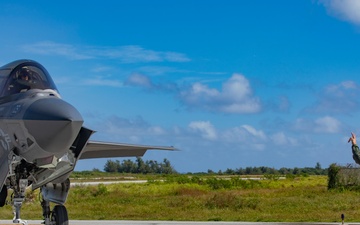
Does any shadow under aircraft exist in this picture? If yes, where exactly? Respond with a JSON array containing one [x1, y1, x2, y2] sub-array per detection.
[[0, 59, 175, 225]]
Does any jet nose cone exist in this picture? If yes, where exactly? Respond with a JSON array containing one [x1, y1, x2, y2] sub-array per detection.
[[24, 98, 83, 155], [24, 98, 83, 122]]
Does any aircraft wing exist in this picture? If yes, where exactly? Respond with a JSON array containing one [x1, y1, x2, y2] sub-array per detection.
[[78, 140, 176, 160]]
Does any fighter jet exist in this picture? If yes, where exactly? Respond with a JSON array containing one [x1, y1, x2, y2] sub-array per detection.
[[0, 59, 175, 225]]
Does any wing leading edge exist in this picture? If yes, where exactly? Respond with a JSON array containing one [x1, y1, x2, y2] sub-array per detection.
[[79, 141, 176, 160]]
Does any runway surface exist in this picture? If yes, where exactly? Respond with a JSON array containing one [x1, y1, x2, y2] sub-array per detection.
[[0, 220, 357, 225]]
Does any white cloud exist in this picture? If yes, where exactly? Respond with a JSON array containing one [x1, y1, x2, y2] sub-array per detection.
[[320, 0, 360, 25], [96, 115, 172, 144], [271, 132, 287, 145], [92, 45, 190, 63], [163, 51, 191, 62], [314, 116, 341, 133], [126, 73, 262, 114], [137, 66, 185, 76], [148, 126, 166, 135], [221, 125, 268, 151], [179, 74, 261, 114], [125, 73, 154, 88], [307, 80, 360, 114], [325, 80, 357, 96], [22, 41, 190, 63], [241, 125, 267, 140], [270, 132, 298, 146], [22, 41, 92, 60], [188, 121, 217, 140], [294, 116, 342, 134], [191, 83, 219, 97], [82, 76, 123, 87], [222, 127, 247, 142], [340, 80, 357, 89], [124, 73, 178, 92]]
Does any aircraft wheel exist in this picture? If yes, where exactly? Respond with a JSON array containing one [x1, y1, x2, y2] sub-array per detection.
[[51, 205, 69, 225], [0, 185, 7, 207]]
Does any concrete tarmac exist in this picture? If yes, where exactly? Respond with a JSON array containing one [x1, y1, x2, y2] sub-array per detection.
[[0, 221, 358, 225]]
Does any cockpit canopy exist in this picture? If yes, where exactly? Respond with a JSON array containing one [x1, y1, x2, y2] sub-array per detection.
[[0, 60, 58, 98]]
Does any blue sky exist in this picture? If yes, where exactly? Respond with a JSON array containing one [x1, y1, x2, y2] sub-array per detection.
[[1, 0, 360, 172]]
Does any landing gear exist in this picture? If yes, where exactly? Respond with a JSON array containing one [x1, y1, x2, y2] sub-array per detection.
[[12, 197, 27, 225], [11, 179, 28, 225], [41, 199, 68, 225], [0, 185, 7, 207], [8, 178, 70, 225], [40, 180, 70, 225], [6, 157, 72, 225], [51, 205, 68, 225]]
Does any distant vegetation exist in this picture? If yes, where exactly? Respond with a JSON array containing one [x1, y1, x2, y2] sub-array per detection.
[[3, 161, 360, 222], [208, 162, 327, 176], [100, 158, 327, 176], [9, 175, 360, 222], [103, 157, 176, 174]]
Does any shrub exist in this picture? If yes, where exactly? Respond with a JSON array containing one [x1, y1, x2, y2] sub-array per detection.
[[327, 163, 360, 190], [328, 163, 340, 190]]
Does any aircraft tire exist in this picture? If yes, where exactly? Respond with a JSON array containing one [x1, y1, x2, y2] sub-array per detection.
[[51, 205, 69, 225], [0, 185, 7, 207]]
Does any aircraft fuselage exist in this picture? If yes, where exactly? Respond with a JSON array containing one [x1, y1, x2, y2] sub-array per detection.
[[0, 90, 82, 162], [0, 59, 175, 225], [0, 59, 89, 195]]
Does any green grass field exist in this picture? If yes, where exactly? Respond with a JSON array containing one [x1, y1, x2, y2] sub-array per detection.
[[0, 175, 359, 222]]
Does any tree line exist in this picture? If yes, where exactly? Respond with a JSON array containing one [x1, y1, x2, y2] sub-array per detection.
[[210, 162, 327, 176], [103, 158, 327, 176], [104, 157, 176, 174]]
